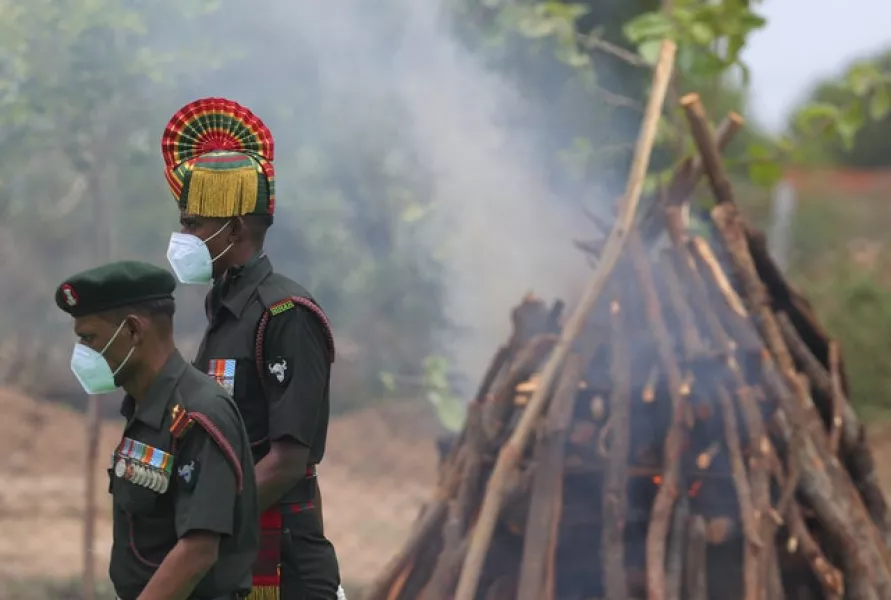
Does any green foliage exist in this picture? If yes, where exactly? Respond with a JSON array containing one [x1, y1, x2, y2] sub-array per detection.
[[447, 0, 664, 187], [421, 355, 466, 432], [0, 0, 448, 406], [789, 51, 891, 167], [794, 265, 891, 417], [3, 0, 888, 420], [379, 355, 466, 431], [749, 183, 891, 417], [624, 0, 766, 79]]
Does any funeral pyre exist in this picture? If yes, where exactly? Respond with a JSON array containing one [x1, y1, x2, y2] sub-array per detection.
[[363, 91, 891, 600]]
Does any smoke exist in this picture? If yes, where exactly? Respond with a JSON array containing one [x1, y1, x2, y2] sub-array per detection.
[[244, 0, 601, 386], [391, 3, 592, 384]]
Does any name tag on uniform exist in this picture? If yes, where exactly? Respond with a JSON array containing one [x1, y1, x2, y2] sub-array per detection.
[[207, 359, 236, 396]]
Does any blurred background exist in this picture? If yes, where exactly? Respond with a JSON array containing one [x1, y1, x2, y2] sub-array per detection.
[[0, 0, 890, 597]]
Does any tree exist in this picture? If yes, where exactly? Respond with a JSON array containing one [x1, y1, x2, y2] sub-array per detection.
[[0, 0, 450, 411], [789, 50, 891, 167]]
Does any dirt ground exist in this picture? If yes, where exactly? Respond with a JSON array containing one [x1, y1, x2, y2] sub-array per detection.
[[3, 386, 891, 591], [0, 388, 441, 588]]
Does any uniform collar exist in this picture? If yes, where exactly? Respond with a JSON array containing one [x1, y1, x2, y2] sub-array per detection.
[[215, 252, 272, 319], [120, 350, 189, 429]]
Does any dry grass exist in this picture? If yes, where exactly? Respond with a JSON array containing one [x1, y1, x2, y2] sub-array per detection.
[[0, 388, 440, 587]]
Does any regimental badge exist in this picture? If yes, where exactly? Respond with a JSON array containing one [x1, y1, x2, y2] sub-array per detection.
[[207, 359, 236, 396], [60, 284, 78, 307], [112, 437, 173, 494], [266, 356, 291, 386], [177, 459, 200, 492]]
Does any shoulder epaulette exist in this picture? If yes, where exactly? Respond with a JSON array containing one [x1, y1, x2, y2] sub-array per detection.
[[169, 404, 195, 439], [258, 295, 336, 364], [269, 298, 295, 316]]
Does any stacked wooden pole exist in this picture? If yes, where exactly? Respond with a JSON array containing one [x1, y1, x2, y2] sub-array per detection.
[[363, 56, 890, 600]]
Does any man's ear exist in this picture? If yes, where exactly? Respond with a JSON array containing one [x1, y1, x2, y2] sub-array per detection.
[[125, 314, 148, 346], [230, 216, 247, 243]]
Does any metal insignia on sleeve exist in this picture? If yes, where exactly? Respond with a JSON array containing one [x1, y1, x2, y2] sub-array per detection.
[[176, 459, 200, 492], [266, 357, 290, 385], [169, 405, 195, 439]]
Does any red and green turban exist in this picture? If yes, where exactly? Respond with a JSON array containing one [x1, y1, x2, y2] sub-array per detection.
[[161, 97, 276, 217]]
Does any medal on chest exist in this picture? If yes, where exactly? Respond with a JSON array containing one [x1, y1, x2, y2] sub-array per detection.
[[112, 437, 173, 494], [207, 359, 236, 396]]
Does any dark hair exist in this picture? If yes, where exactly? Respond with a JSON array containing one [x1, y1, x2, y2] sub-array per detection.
[[100, 298, 176, 328]]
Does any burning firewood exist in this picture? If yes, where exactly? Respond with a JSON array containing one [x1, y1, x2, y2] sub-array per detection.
[[363, 92, 891, 600]]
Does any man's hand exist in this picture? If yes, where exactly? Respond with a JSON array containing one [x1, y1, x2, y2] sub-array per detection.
[[136, 531, 220, 600], [255, 438, 310, 511]]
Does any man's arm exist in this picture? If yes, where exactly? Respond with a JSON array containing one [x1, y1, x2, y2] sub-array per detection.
[[256, 305, 329, 511], [135, 531, 220, 600], [256, 439, 310, 510], [139, 412, 243, 599]]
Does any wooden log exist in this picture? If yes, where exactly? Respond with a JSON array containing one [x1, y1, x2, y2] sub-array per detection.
[[681, 97, 797, 378], [786, 503, 844, 599], [685, 516, 709, 600], [730, 383, 775, 597], [765, 371, 883, 600], [396, 529, 446, 600], [603, 293, 632, 600], [765, 555, 784, 600], [452, 38, 677, 600], [682, 93, 891, 598], [483, 573, 518, 600], [666, 496, 689, 600], [476, 346, 511, 403], [482, 334, 557, 442], [665, 112, 745, 207], [424, 404, 488, 599], [639, 112, 744, 240], [628, 231, 690, 600], [775, 311, 891, 544], [666, 231, 779, 597], [364, 500, 449, 600], [517, 354, 584, 600], [744, 224, 852, 394], [83, 394, 99, 600], [708, 191, 891, 598], [717, 386, 763, 600], [828, 341, 844, 455], [659, 251, 705, 359], [683, 89, 890, 582]]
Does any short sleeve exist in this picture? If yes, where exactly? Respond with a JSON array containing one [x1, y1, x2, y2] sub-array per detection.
[[172, 413, 241, 538], [261, 305, 330, 446]]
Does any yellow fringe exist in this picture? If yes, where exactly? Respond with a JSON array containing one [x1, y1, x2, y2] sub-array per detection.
[[246, 585, 279, 600], [185, 165, 258, 217]]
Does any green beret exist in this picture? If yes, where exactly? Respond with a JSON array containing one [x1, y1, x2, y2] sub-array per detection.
[[55, 261, 176, 318]]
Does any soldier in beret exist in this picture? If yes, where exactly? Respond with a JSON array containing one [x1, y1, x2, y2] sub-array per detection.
[[160, 98, 342, 599], [56, 260, 259, 600]]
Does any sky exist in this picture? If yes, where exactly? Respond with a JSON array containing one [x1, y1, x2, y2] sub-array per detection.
[[743, 0, 891, 132]]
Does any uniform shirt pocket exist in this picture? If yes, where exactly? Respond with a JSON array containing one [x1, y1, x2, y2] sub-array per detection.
[[112, 476, 161, 516]]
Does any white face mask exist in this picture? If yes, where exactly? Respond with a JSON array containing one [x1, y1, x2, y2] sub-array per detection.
[[70, 320, 135, 395], [166, 221, 233, 284]]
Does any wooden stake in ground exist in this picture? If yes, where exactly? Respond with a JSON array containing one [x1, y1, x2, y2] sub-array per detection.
[[452, 38, 678, 600], [83, 394, 99, 600]]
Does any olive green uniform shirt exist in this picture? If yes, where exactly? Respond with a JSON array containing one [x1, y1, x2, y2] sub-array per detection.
[[194, 254, 334, 502], [108, 351, 259, 600]]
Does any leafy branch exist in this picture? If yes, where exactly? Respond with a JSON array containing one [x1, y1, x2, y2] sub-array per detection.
[[791, 60, 891, 150]]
